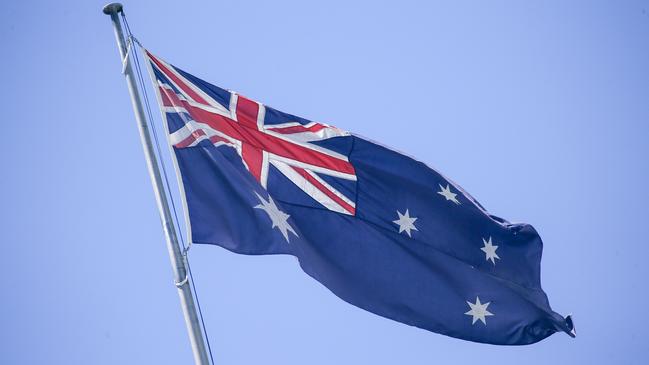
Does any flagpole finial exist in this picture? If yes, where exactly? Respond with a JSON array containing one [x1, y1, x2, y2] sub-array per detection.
[[102, 2, 123, 15]]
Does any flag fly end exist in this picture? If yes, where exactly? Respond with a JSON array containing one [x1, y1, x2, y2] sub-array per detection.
[[565, 314, 576, 338]]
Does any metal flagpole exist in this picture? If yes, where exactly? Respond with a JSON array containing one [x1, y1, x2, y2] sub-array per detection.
[[102, 3, 211, 364]]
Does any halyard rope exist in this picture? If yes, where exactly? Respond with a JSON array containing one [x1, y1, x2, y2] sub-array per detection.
[[120, 11, 215, 364]]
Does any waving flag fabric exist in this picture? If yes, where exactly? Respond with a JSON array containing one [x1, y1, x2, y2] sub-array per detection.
[[144, 49, 574, 345]]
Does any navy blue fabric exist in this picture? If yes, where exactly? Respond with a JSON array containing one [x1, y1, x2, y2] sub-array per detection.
[[158, 61, 574, 344], [173, 135, 573, 345], [264, 104, 316, 127], [172, 65, 231, 110]]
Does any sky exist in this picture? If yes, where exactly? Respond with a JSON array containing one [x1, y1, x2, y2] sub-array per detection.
[[2, 0, 648, 364]]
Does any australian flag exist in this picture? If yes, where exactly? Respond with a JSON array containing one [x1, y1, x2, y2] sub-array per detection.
[[144, 49, 574, 345]]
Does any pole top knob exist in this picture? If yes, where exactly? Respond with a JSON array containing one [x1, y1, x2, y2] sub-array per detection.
[[102, 3, 123, 15]]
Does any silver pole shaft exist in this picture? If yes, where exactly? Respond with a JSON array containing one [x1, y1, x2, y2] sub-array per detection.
[[103, 3, 211, 364]]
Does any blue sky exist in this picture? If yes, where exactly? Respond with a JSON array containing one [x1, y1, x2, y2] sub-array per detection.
[[2, 1, 648, 363]]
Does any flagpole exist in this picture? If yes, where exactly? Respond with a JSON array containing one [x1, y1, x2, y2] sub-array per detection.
[[102, 3, 211, 364]]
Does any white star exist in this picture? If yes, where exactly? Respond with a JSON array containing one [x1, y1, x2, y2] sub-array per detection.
[[437, 184, 460, 205], [254, 192, 298, 242], [480, 236, 500, 265], [465, 297, 494, 325], [393, 209, 418, 237]]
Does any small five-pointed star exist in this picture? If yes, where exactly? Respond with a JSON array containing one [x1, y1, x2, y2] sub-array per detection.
[[254, 192, 298, 242], [437, 184, 460, 205], [393, 209, 418, 237], [481, 236, 500, 265], [465, 297, 494, 325]]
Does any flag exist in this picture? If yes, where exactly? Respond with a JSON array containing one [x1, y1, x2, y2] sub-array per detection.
[[143, 49, 574, 345]]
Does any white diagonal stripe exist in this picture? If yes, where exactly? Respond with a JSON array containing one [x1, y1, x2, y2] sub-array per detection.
[[270, 160, 351, 215], [148, 53, 231, 115], [304, 169, 355, 208], [268, 153, 356, 181]]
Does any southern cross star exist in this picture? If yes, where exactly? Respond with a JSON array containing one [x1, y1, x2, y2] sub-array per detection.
[[393, 209, 418, 237], [437, 184, 460, 205], [465, 297, 494, 325], [481, 236, 500, 265], [254, 192, 298, 242]]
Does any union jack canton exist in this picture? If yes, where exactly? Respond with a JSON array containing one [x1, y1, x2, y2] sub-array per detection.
[[146, 50, 357, 216]]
